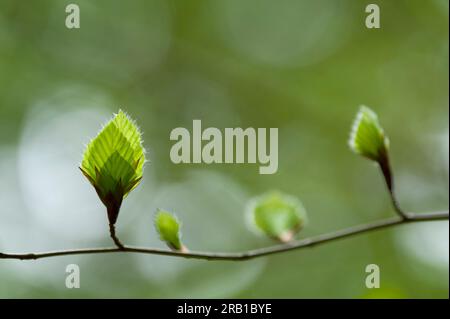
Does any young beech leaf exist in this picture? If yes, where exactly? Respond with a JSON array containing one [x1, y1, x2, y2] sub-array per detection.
[[80, 110, 145, 225], [155, 210, 184, 251], [247, 191, 307, 242], [349, 106, 389, 163]]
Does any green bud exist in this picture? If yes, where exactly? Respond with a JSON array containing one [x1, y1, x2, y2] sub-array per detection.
[[348, 106, 389, 163], [247, 191, 307, 242], [155, 210, 185, 251]]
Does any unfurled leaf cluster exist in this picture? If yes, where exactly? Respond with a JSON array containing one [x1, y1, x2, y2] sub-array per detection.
[[80, 110, 145, 225]]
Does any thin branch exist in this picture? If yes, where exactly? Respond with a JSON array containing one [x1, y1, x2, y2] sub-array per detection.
[[109, 223, 125, 249], [1, 148, 448, 262], [1, 210, 447, 262], [378, 156, 409, 220]]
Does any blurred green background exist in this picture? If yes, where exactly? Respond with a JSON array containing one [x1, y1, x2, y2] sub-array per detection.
[[0, 0, 448, 298]]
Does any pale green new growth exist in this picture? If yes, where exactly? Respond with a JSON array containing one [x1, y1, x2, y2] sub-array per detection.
[[247, 191, 307, 242], [80, 110, 145, 224], [348, 106, 389, 162], [155, 210, 183, 251]]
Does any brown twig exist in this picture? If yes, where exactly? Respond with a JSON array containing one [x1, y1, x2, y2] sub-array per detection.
[[0, 210, 447, 261]]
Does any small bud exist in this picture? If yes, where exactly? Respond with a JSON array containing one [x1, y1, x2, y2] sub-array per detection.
[[155, 210, 185, 251], [349, 106, 389, 163], [80, 110, 145, 225], [247, 191, 307, 242]]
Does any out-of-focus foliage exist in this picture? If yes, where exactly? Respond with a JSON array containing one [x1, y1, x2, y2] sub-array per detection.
[[0, 0, 448, 298], [247, 191, 307, 242]]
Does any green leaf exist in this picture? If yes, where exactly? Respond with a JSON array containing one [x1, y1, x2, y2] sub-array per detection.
[[247, 191, 307, 242], [155, 210, 184, 251], [80, 110, 145, 224], [348, 106, 389, 163]]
